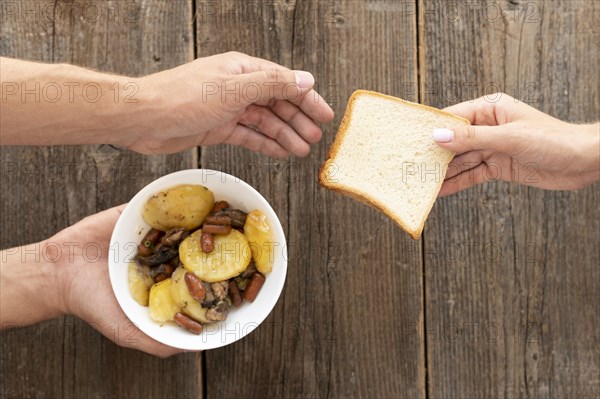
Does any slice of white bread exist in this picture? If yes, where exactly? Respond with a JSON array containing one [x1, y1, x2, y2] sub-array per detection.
[[319, 90, 469, 239]]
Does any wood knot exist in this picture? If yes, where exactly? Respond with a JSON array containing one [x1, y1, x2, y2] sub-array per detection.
[[334, 13, 346, 27]]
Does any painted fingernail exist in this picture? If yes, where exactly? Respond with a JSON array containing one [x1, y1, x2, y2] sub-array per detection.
[[433, 128, 454, 143], [295, 71, 315, 89]]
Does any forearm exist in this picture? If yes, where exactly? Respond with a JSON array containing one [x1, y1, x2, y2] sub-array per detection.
[[0, 242, 67, 328], [0, 57, 152, 147]]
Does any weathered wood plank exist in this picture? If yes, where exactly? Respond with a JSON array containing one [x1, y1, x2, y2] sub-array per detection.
[[198, 1, 424, 398], [1, 1, 199, 398], [420, 0, 600, 397]]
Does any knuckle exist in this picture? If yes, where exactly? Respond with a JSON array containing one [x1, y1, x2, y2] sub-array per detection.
[[464, 125, 478, 141], [272, 126, 286, 140], [259, 70, 270, 83], [478, 98, 495, 116], [288, 107, 304, 123], [264, 69, 281, 83], [266, 97, 277, 109], [253, 109, 266, 126], [244, 107, 263, 125]]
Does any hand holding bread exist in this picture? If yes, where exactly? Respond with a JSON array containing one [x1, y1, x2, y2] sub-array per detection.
[[434, 93, 600, 195], [321, 90, 599, 239]]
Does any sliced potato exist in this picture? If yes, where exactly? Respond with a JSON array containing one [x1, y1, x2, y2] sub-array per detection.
[[170, 266, 209, 323], [142, 184, 214, 231], [180, 229, 251, 282], [244, 210, 275, 274], [148, 279, 180, 323], [128, 262, 154, 306]]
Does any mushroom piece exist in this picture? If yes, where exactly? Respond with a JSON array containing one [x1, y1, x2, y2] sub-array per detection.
[[137, 245, 178, 267], [201, 282, 216, 308], [210, 282, 229, 302], [150, 263, 175, 282], [161, 228, 188, 247], [240, 262, 257, 279], [205, 301, 229, 322]]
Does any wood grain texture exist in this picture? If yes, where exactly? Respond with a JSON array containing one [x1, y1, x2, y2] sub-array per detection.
[[0, 1, 199, 398], [197, 1, 424, 398], [3, 0, 597, 397], [419, 0, 600, 398]]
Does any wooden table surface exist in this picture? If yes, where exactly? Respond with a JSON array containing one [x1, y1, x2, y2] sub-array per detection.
[[1, 1, 598, 398]]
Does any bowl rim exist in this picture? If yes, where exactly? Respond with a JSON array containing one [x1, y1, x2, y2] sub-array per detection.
[[108, 168, 288, 350]]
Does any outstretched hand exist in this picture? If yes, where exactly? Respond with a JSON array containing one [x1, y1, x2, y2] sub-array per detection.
[[433, 93, 599, 196], [1, 53, 334, 158], [127, 51, 335, 157]]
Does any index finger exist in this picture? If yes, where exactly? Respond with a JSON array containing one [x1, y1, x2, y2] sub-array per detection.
[[237, 53, 291, 74], [233, 53, 334, 123], [246, 76, 334, 124], [443, 96, 501, 126], [292, 89, 334, 124]]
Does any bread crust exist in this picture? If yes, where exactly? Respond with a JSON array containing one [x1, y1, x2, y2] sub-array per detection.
[[319, 90, 470, 240]]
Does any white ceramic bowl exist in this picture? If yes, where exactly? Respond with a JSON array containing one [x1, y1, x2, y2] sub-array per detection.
[[108, 169, 287, 350]]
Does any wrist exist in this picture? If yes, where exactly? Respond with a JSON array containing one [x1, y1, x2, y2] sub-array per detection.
[[83, 73, 150, 148], [43, 63, 149, 149], [41, 238, 75, 317], [35, 239, 72, 318], [587, 122, 600, 183], [574, 122, 600, 187], [0, 241, 68, 328], [112, 73, 187, 153]]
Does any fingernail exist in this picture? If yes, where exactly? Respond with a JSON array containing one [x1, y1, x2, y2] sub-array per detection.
[[295, 71, 315, 89], [433, 128, 454, 143]]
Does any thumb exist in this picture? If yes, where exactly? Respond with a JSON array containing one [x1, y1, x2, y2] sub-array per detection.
[[234, 69, 315, 106], [432, 124, 517, 154]]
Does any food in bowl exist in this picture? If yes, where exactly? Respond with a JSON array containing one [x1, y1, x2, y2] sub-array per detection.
[[129, 184, 274, 335]]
